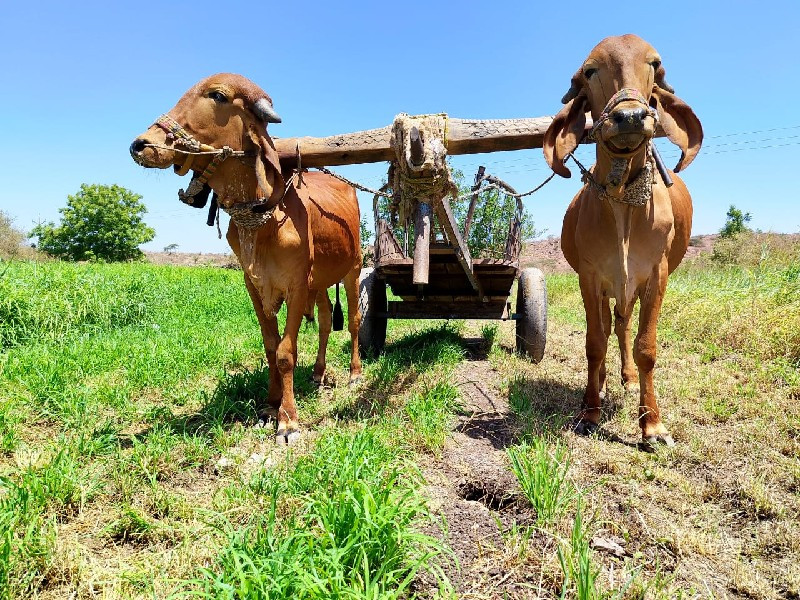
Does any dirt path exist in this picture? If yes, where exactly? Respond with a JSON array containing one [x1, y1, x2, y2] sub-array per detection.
[[417, 351, 543, 598]]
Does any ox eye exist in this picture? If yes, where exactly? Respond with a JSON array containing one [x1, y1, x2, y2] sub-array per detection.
[[208, 91, 229, 103], [650, 59, 662, 69], [583, 67, 597, 79]]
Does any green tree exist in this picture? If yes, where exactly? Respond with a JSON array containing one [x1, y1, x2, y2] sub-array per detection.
[[30, 184, 155, 262], [720, 205, 752, 239]]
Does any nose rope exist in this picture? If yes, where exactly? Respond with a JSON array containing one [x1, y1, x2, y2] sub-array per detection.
[[589, 88, 658, 141], [147, 114, 250, 206]]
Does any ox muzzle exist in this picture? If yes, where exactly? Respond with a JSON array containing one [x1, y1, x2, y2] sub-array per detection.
[[591, 88, 658, 156]]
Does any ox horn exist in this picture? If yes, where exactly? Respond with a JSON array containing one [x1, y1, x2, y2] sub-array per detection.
[[654, 65, 675, 94], [561, 70, 583, 104], [254, 98, 282, 124], [561, 80, 582, 104]]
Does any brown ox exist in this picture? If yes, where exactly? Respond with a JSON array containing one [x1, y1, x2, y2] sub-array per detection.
[[130, 73, 362, 445], [543, 35, 703, 446]]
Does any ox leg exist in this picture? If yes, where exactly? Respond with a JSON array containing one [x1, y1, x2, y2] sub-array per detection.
[[243, 274, 282, 410], [575, 273, 608, 435], [275, 299, 305, 445], [615, 304, 639, 393], [343, 268, 362, 384], [635, 260, 674, 447], [598, 296, 612, 400], [313, 289, 332, 385]]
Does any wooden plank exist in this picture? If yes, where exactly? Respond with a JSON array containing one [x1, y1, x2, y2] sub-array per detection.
[[412, 203, 432, 285], [276, 115, 586, 168], [433, 197, 481, 295], [387, 301, 509, 320], [394, 295, 510, 303]]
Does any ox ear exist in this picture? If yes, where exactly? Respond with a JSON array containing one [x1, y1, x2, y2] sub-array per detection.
[[650, 87, 703, 172], [248, 127, 286, 203], [543, 93, 588, 178]]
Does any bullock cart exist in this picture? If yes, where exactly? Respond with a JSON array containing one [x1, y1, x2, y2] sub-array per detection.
[[271, 115, 598, 361]]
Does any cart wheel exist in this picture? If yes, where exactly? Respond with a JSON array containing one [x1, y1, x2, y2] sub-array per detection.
[[516, 267, 547, 363], [358, 267, 387, 357]]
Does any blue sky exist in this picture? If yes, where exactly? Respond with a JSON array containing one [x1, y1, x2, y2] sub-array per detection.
[[1, 1, 798, 254]]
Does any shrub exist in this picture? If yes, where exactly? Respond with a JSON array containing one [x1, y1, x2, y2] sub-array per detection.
[[30, 184, 155, 262], [0, 211, 36, 261]]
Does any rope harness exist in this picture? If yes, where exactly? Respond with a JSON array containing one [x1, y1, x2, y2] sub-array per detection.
[[152, 114, 251, 208], [588, 88, 659, 141], [567, 87, 663, 206], [149, 114, 286, 233], [568, 147, 656, 207], [390, 113, 458, 225]]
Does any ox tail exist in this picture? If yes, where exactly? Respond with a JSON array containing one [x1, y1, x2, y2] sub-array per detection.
[[332, 283, 344, 331]]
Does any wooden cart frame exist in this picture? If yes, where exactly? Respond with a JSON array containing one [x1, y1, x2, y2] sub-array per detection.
[[273, 113, 604, 361]]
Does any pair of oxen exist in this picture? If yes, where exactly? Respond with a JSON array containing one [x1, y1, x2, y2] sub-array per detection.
[[131, 34, 702, 447]]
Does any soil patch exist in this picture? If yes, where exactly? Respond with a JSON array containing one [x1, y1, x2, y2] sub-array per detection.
[[417, 359, 537, 598]]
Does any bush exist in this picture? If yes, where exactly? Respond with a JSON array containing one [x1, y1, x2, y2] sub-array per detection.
[[30, 184, 154, 262], [0, 212, 36, 261]]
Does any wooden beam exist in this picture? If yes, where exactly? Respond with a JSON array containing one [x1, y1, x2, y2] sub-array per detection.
[[387, 300, 510, 320], [433, 198, 482, 296], [275, 115, 567, 168], [412, 203, 432, 285]]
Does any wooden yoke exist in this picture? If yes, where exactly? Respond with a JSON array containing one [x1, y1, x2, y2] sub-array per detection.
[[274, 116, 560, 168], [272, 114, 666, 304]]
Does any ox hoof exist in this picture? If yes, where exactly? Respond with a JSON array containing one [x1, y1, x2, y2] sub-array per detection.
[[640, 433, 675, 451], [348, 374, 362, 387], [276, 428, 301, 446], [572, 419, 599, 437]]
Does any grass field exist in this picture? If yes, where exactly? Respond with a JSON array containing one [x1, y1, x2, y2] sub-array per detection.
[[0, 233, 798, 599]]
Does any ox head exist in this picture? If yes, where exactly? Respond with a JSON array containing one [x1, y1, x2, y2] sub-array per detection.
[[130, 73, 284, 206], [543, 34, 703, 178]]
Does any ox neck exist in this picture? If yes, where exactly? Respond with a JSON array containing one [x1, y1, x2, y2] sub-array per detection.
[[208, 156, 282, 211], [208, 161, 291, 231], [592, 144, 650, 200]]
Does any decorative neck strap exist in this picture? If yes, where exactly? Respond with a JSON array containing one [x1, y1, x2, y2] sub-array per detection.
[[595, 158, 655, 206]]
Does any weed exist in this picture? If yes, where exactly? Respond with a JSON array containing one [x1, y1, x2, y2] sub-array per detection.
[[508, 436, 579, 526], [557, 503, 600, 600], [177, 429, 451, 598], [404, 381, 461, 453]]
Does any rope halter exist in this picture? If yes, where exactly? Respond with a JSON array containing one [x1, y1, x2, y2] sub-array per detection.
[[152, 114, 250, 206], [588, 88, 659, 142]]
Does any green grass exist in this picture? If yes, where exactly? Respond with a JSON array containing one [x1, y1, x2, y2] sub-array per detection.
[[507, 436, 579, 527], [556, 502, 601, 600], [2, 234, 798, 598], [0, 259, 463, 598], [662, 259, 800, 366], [404, 381, 462, 454], [177, 429, 451, 599]]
